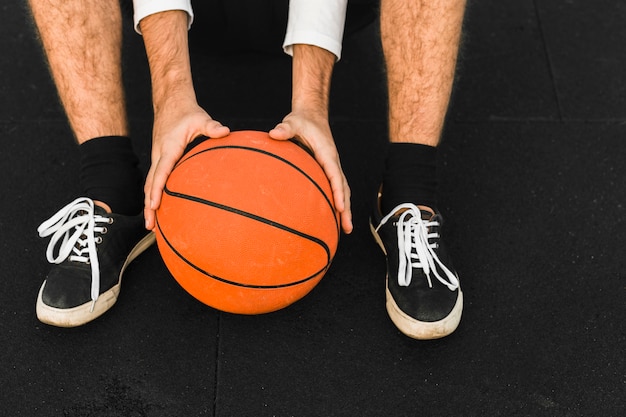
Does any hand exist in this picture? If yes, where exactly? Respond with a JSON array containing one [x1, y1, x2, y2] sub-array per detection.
[[270, 111, 353, 234], [144, 97, 230, 230]]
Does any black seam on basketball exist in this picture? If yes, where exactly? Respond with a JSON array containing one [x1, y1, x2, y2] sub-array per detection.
[[176, 144, 340, 235], [163, 185, 331, 263], [156, 214, 328, 289]]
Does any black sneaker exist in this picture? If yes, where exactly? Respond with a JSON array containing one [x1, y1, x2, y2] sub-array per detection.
[[36, 197, 155, 327], [370, 200, 463, 340]]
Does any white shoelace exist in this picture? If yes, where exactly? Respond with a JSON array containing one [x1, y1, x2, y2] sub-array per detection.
[[378, 203, 459, 291], [37, 197, 112, 310]]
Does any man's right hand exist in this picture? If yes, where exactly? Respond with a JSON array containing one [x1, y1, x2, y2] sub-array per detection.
[[143, 96, 229, 231]]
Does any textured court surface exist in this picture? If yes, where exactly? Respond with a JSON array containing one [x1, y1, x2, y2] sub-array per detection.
[[1, 1, 624, 416]]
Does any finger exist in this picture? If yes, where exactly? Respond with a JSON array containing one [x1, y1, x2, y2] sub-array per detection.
[[268, 122, 294, 140], [143, 166, 156, 230], [203, 120, 230, 138], [337, 174, 353, 234], [317, 156, 345, 211], [144, 206, 156, 231], [317, 153, 354, 233], [341, 180, 353, 234], [341, 209, 353, 234], [334, 174, 353, 234], [148, 152, 180, 216]]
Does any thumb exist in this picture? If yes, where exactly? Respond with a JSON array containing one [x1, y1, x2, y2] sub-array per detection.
[[269, 122, 293, 141], [203, 119, 230, 138]]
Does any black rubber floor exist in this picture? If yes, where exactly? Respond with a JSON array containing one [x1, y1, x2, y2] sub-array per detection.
[[2, 1, 624, 416]]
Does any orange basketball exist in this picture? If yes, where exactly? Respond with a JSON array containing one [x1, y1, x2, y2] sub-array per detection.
[[155, 130, 340, 314]]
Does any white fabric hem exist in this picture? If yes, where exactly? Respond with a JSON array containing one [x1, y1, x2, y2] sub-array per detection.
[[283, 31, 343, 61], [133, 0, 194, 34]]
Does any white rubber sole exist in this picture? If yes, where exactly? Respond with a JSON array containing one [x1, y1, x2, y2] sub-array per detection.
[[386, 285, 463, 340], [36, 232, 156, 328]]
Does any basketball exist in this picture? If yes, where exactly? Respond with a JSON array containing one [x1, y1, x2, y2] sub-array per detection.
[[155, 130, 340, 314]]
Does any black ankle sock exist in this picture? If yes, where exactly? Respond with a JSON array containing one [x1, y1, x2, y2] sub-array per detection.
[[381, 143, 438, 214], [78, 136, 144, 215]]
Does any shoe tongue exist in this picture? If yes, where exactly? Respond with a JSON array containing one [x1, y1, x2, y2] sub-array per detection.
[[93, 204, 111, 217], [418, 206, 435, 220], [393, 206, 434, 220]]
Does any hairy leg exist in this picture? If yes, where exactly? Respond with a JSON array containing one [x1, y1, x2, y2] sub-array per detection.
[[29, 0, 128, 144], [380, 0, 466, 146]]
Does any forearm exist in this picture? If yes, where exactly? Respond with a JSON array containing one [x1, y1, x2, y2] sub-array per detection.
[[291, 44, 335, 117], [139, 10, 195, 112]]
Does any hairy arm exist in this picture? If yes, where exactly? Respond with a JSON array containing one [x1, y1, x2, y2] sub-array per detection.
[[292, 43, 333, 117], [141, 10, 195, 112]]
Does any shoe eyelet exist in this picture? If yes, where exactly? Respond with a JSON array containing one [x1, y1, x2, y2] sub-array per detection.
[[95, 237, 103, 244], [101, 227, 108, 234], [108, 218, 114, 224]]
